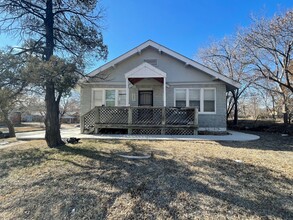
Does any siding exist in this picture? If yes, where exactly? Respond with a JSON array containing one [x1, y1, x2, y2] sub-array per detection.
[[167, 83, 227, 130], [81, 46, 229, 130], [90, 47, 213, 83]]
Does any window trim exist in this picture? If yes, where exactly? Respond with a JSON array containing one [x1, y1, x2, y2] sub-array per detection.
[[174, 88, 216, 114], [174, 88, 187, 107], [202, 88, 216, 113], [92, 88, 127, 108]]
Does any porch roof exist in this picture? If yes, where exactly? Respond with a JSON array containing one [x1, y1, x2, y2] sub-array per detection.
[[125, 62, 166, 79]]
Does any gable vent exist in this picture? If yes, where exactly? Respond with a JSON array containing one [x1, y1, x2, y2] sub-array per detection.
[[144, 59, 158, 66]]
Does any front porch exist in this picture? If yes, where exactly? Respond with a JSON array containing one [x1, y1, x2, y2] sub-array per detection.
[[81, 106, 198, 135]]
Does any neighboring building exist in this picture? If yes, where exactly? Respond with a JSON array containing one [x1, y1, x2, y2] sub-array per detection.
[[61, 112, 80, 124], [80, 40, 240, 134]]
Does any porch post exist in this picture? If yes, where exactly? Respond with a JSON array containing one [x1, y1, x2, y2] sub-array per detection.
[[163, 77, 166, 107], [126, 78, 129, 106]]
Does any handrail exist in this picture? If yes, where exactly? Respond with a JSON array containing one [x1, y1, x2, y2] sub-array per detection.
[[81, 106, 198, 134]]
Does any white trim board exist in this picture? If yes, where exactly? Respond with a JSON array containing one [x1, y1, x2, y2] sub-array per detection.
[[168, 82, 225, 86]]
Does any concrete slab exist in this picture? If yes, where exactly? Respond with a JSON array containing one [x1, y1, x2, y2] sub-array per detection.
[[16, 128, 259, 142]]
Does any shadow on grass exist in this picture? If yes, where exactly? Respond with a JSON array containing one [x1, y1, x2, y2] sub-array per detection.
[[0, 148, 53, 179], [220, 132, 293, 152], [1, 143, 292, 219]]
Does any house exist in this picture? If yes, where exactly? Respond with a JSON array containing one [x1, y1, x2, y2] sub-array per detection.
[[80, 40, 240, 134], [61, 112, 80, 124]]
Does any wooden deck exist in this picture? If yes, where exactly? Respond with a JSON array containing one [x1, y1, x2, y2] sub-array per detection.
[[81, 106, 198, 135]]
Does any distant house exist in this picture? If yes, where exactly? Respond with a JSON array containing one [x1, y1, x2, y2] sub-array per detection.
[[80, 40, 240, 134], [61, 112, 80, 124], [22, 111, 44, 122]]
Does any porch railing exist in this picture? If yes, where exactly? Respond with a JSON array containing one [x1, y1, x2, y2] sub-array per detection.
[[81, 106, 198, 135]]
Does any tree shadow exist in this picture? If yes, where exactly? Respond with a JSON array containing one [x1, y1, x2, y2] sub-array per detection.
[[1, 144, 292, 219], [220, 132, 293, 151], [0, 148, 53, 178]]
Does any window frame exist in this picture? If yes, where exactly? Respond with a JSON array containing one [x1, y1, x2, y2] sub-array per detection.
[[92, 88, 127, 108], [174, 88, 187, 107], [174, 88, 216, 114], [202, 88, 216, 113]]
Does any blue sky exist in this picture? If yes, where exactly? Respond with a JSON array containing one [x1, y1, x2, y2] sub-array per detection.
[[0, 0, 292, 72]]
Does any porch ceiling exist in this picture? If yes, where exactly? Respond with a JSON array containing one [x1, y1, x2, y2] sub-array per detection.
[[128, 77, 164, 85]]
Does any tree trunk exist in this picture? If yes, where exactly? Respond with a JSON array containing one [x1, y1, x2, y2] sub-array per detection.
[[283, 103, 289, 124], [231, 90, 238, 126], [43, 0, 64, 147], [233, 99, 238, 126], [3, 110, 15, 137], [45, 82, 64, 147], [281, 90, 290, 124]]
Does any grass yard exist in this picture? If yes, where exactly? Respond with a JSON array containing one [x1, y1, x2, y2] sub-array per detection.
[[0, 132, 292, 219], [0, 122, 45, 133], [0, 122, 77, 133]]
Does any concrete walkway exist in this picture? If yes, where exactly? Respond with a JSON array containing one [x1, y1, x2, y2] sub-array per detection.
[[16, 128, 260, 141]]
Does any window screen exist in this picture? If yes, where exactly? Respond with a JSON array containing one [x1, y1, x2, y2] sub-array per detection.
[[105, 90, 115, 106], [189, 89, 200, 110], [93, 90, 103, 107], [118, 90, 126, 106], [175, 89, 186, 107], [204, 89, 215, 112]]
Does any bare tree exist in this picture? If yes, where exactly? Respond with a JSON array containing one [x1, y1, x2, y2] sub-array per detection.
[[198, 37, 255, 125], [0, 0, 108, 147], [0, 51, 28, 137], [240, 10, 293, 123], [59, 91, 80, 125]]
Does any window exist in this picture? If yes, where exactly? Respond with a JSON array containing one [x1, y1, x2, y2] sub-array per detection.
[[118, 90, 126, 106], [189, 89, 200, 109], [175, 89, 186, 107], [174, 88, 216, 113], [93, 90, 103, 107], [203, 89, 215, 112], [105, 90, 115, 106], [92, 89, 127, 107]]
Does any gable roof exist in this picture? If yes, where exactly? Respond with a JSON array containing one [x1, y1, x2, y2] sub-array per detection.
[[88, 40, 241, 89]]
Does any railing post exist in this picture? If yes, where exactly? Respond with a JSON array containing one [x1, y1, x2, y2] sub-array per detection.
[[80, 115, 85, 134], [161, 107, 166, 135], [194, 107, 198, 135], [95, 107, 100, 134], [128, 107, 132, 134]]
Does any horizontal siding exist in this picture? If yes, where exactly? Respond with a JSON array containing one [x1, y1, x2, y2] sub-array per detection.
[[88, 47, 213, 83], [81, 46, 229, 130]]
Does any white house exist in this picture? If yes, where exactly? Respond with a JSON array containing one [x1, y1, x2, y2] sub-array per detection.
[[80, 40, 240, 134]]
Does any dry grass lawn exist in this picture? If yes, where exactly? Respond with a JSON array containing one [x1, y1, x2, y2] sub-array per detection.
[[0, 132, 292, 219], [0, 122, 76, 133], [0, 123, 45, 133]]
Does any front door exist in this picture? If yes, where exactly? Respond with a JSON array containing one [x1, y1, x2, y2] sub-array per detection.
[[138, 90, 153, 106]]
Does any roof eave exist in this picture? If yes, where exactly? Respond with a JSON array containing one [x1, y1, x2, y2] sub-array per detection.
[[88, 40, 241, 90]]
